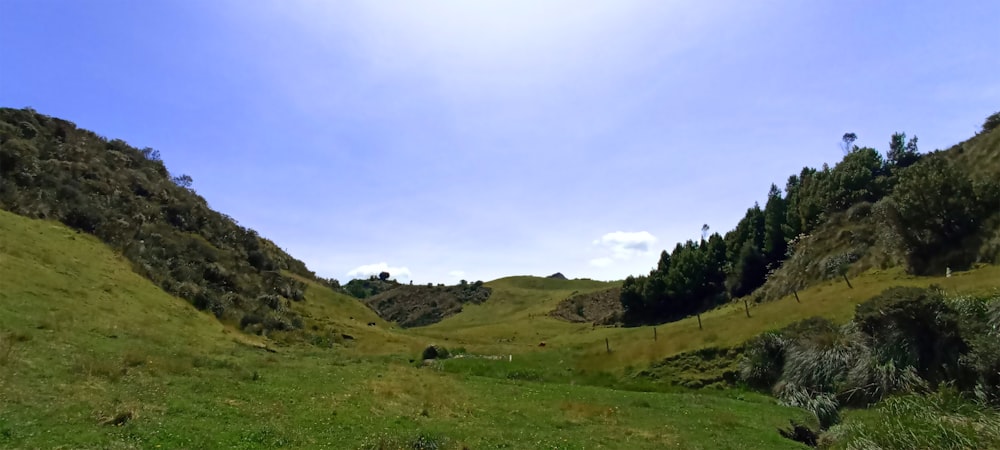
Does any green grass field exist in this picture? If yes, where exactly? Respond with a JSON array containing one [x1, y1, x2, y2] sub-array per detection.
[[2, 209, 998, 448]]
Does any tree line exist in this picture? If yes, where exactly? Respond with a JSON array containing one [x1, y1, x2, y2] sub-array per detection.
[[621, 113, 1000, 325]]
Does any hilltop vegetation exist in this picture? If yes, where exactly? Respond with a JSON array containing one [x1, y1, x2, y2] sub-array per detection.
[[618, 115, 1000, 326], [0, 107, 319, 334]]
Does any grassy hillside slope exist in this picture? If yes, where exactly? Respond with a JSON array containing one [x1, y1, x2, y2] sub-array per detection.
[[406, 267, 1000, 378], [0, 210, 817, 449], [0, 107, 319, 334]]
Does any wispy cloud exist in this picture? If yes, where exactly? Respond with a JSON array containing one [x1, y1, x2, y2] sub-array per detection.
[[592, 231, 658, 260]]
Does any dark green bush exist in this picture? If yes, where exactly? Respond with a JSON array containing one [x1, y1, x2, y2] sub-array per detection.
[[421, 345, 449, 360], [983, 111, 1000, 133], [739, 332, 787, 389], [854, 286, 966, 385]]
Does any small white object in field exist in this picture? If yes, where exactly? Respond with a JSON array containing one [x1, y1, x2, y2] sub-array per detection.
[[509, 355, 512, 362], [947, 267, 952, 277]]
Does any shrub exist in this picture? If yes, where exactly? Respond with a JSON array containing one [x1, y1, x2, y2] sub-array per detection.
[[854, 287, 966, 385], [953, 293, 1000, 404], [240, 313, 264, 329], [258, 294, 282, 311], [777, 324, 866, 399], [739, 332, 787, 389], [421, 345, 449, 360], [773, 382, 840, 429], [983, 111, 1000, 133]]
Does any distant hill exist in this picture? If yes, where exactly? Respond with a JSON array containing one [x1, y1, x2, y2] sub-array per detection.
[[363, 282, 492, 328], [0, 107, 323, 334]]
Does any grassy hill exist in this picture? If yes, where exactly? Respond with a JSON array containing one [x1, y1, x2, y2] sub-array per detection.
[[0, 209, 821, 449], [0, 107, 320, 334]]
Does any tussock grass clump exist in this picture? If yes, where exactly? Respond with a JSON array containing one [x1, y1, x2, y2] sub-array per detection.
[[741, 286, 1000, 432], [739, 332, 787, 389], [823, 388, 1000, 450]]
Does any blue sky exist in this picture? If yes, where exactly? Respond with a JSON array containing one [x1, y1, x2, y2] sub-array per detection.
[[2, 1, 998, 283]]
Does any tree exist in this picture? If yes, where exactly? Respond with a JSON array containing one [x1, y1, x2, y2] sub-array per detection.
[[794, 167, 830, 233], [727, 241, 767, 299], [378, 271, 390, 281], [887, 156, 987, 273], [983, 111, 1000, 133], [841, 132, 858, 154], [172, 174, 193, 189], [656, 249, 671, 273], [763, 184, 788, 266], [620, 275, 647, 323], [725, 204, 765, 264], [663, 241, 707, 318], [886, 132, 921, 170], [827, 147, 885, 210], [782, 174, 803, 241], [702, 233, 728, 306]]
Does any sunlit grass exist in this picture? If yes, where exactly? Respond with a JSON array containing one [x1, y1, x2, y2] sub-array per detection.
[[0, 210, 816, 449]]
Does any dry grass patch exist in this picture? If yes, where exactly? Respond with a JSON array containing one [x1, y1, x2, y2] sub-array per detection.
[[560, 401, 619, 424], [366, 366, 470, 419]]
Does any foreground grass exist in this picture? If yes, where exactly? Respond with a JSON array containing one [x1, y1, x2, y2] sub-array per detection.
[[0, 210, 814, 449]]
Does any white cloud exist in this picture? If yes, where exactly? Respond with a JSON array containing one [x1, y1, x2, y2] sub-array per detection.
[[448, 270, 466, 279], [346, 262, 412, 281], [589, 257, 615, 267], [592, 231, 658, 259]]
